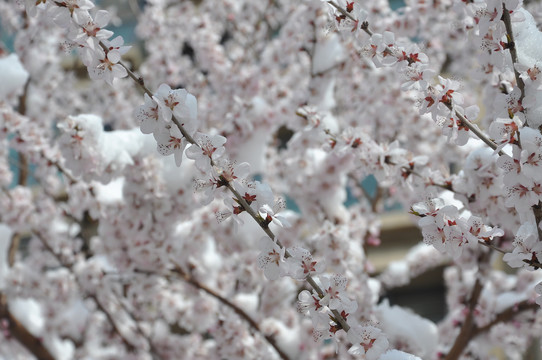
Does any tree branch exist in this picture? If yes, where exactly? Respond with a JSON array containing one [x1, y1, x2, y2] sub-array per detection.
[[444, 277, 484, 360], [33, 231, 160, 357], [472, 299, 538, 337], [170, 266, 291, 360], [501, 3, 526, 110], [0, 294, 55, 360]]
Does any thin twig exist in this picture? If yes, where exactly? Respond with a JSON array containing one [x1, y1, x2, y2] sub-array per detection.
[[0, 222, 54, 360], [170, 266, 291, 360], [444, 277, 483, 360], [109, 292, 162, 360], [0, 294, 55, 360], [472, 299, 538, 336], [16, 80, 30, 186], [327, 1, 356, 22], [347, 174, 381, 212], [477, 239, 506, 254], [8, 233, 20, 267], [449, 105, 500, 153], [108, 48, 351, 332], [501, 3, 542, 251], [501, 3, 526, 110], [224, 182, 351, 332], [33, 231, 160, 357]]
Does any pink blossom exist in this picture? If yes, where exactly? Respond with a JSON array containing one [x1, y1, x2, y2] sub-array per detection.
[[257, 237, 286, 280], [347, 324, 389, 358], [503, 222, 542, 268], [285, 247, 325, 280], [185, 132, 227, 172]]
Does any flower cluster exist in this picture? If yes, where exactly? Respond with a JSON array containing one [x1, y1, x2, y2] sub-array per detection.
[[135, 85, 198, 166], [23, 0, 130, 86], [412, 197, 504, 260], [5, 0, 542, 359]]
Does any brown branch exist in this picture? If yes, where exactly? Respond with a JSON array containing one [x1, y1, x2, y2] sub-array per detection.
[[95, 6, 348, 335], [327, 1, 356, 22], [0, 294, 55, 360], [532, 203, 542, 246], [103, 11, 351, 331], [501, 3, 526, 111], [477, 238, 542, 270], [444, 277, 484, 360], [0, 202, 54, 360], [170, 266, 291, 360], [445, 295, 539, 359], [472, 299, 538, 337], [477, 240, 506, 256], [347, 174, 382, 212], [448, 105, 500, 153], [91, 294, 137, 352], [17, 79, 30, 186], [8, 233, 20, 267], [224, 181, 350, 332], [0, 229, 56, 360], [33, 232, 158, 356], [329, 1, 500, 154]]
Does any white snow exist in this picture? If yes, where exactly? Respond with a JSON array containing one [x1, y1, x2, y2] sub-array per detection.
[[0, 224, 12, 290], [0, 54, 29, 99]]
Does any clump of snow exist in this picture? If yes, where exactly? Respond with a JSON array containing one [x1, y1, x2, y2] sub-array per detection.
[[0, 54, 29, 99], [93, 177, 125, 204], [312, 33, 346, 75], [260, 317, 301, 360], [58, 114, 156, 183], [377, 300, 438, 358], [9, 298, 44, 336], [0, 224, 12, 291], [513, 8, 542, 68], [513, 8, 542, 128], [47, 336, 75, 360], [379, 349, 422, 360]]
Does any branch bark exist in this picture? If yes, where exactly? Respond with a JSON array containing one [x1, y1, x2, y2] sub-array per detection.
[[444, 278, 484, 360], [170, 266, 292, 360], [0, 294, 55, 360]]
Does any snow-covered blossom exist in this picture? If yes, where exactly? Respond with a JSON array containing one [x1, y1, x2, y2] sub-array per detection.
[[489, 117, 522, 149], [195, 161, 251, 205], [411, 197, 445, 218], [504, 175, 541, 213], [327, 0, 368, 33], [143, 85, 199, 167], [535, 281, 542, 307], [215, 160, 251, 185], [14, 0, 542, 358], [518, 127, 542, 182], [402, 67, 435, 91]]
